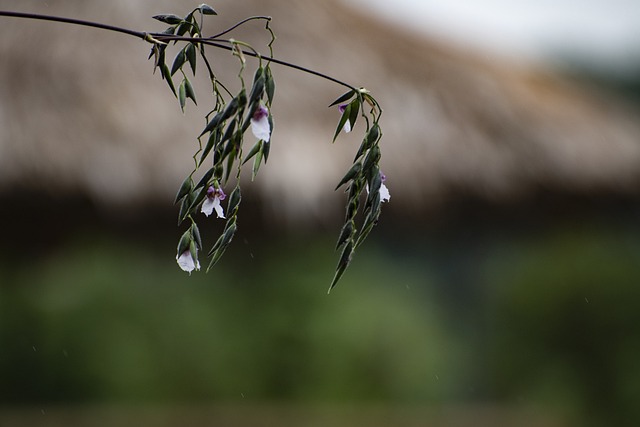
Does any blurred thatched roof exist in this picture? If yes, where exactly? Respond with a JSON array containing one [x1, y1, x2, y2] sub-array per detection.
[[1, 0, 639, 224]]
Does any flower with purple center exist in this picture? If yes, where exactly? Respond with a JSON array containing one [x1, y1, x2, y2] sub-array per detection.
[[338, 104, 351, 133], [250, 104, 271, 142], [201, 185, 226, 218], [176, 249, 200, 274]]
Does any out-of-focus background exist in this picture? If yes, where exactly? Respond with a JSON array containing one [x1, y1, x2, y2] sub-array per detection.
[[1, 0, 640, 426]]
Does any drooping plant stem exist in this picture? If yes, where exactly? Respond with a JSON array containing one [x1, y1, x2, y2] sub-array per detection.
[[0, 10, 356, 91]]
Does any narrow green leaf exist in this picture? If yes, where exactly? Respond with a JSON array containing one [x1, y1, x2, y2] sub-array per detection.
[[265, 67, 276, 105], [227, 186, 242, 213], [152, 14, 183, 25], [224, 146, 237, 182], [199, 129, 220, 166], [177, 196, 190, 225], [200, 112, 223, 136], [354, 124, 380, 161], [174, 176, 193, 204], [355, 208, 381, 249], [189, 240, 198, 264], [219, 119, 238, 146], [336, 220, 354, 249], [335, 162, 362, 191], [177, 230, 191, 255], [176, 21, 191, 37], [348, 98, 360, 131], [184, 77, 197, 105], [178, 80, 187, 112], [366, 123, 381, 146], [249, 67, 265, 104], [362, 144, 381, 173], [243, 140, 262, 165], [333, 103, 351, 142], [328, 89, 356, 107], [207, 222, 237, 257], [161, 63, 176, 96], [329, 242, 353, 292], [186, 186, 208, 216], [252, 148, 264, 180], [194, 167, 214, 190], [199, 4, 218, 15], [186, 43, 197, 75], [171, 49, 186, 76], [191, 223, 202, 250], [367, 167, 382, 198], [262, 136, 271, 163]]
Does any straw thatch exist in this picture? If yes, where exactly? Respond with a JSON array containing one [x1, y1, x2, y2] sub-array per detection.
[[1, 0, 639, 224]]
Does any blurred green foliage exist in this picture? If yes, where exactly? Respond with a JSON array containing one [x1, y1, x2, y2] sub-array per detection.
[[1, 209, 640, 427], [0, 233, 456, 404]]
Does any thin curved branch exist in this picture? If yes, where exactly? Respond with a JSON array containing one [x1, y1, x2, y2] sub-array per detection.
[[0, 11, 146, 39], [0, 10, 357, 91], [209, 15, 272, 39], [153, 34, 356, 91]]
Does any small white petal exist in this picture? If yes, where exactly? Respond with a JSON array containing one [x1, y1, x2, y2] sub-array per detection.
[[213, 198, 225, 218], [343, 121, 351, 133], [202, 196, 225, 218], [380, 182, 391, 202], [251, 114, 271, 142], [176, 251, 200, 274], [201, 198, 215, 216]]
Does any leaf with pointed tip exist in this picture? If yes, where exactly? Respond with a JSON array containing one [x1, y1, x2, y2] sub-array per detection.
[[335, 220, 354, 250], [227, 186, 242, 214], [176, 21, 191, 37], [191, 223, 203, 250], [195, 168, 214, 190], [199, 129, 220, 166], [200, 112, 223, 137], [265, 67, 276, 106], [333, 103, 351, 142], [186, 43, 197, 75], [329, 242, 353, 292], [178, 80, 187, 112], [335, 162, 362, 190], [252, 148, 264, 181], [177, 196, 191, 226], [199, 4, 217, 15], [174, 176, 193, 204], [171, 49, 186, 76], [207, 222, 237, 257], [224, 145, 237, 183], [184, 77, 197, 105], [348, 98, 360, 131], [152, 14, 183, 25], [219, 119, 237, 147], [243, 140, 262, 165], [161, 63, 176, 96], [186, 186, 208, 216], [263, 133, 271, 163], [362, 144, 381, 173], [329, 89, 356, 107], [177, 230, 192, 255]]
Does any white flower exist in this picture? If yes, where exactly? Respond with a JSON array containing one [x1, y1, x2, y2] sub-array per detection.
[[367, 171, 390, 202], [176, 250, 200, 274], [202, 185, 226, 218], [379, 172, 390, 202], [338, 104, 351, 133], [379, 183, 390, 202], [250, 104, 271, 142]]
